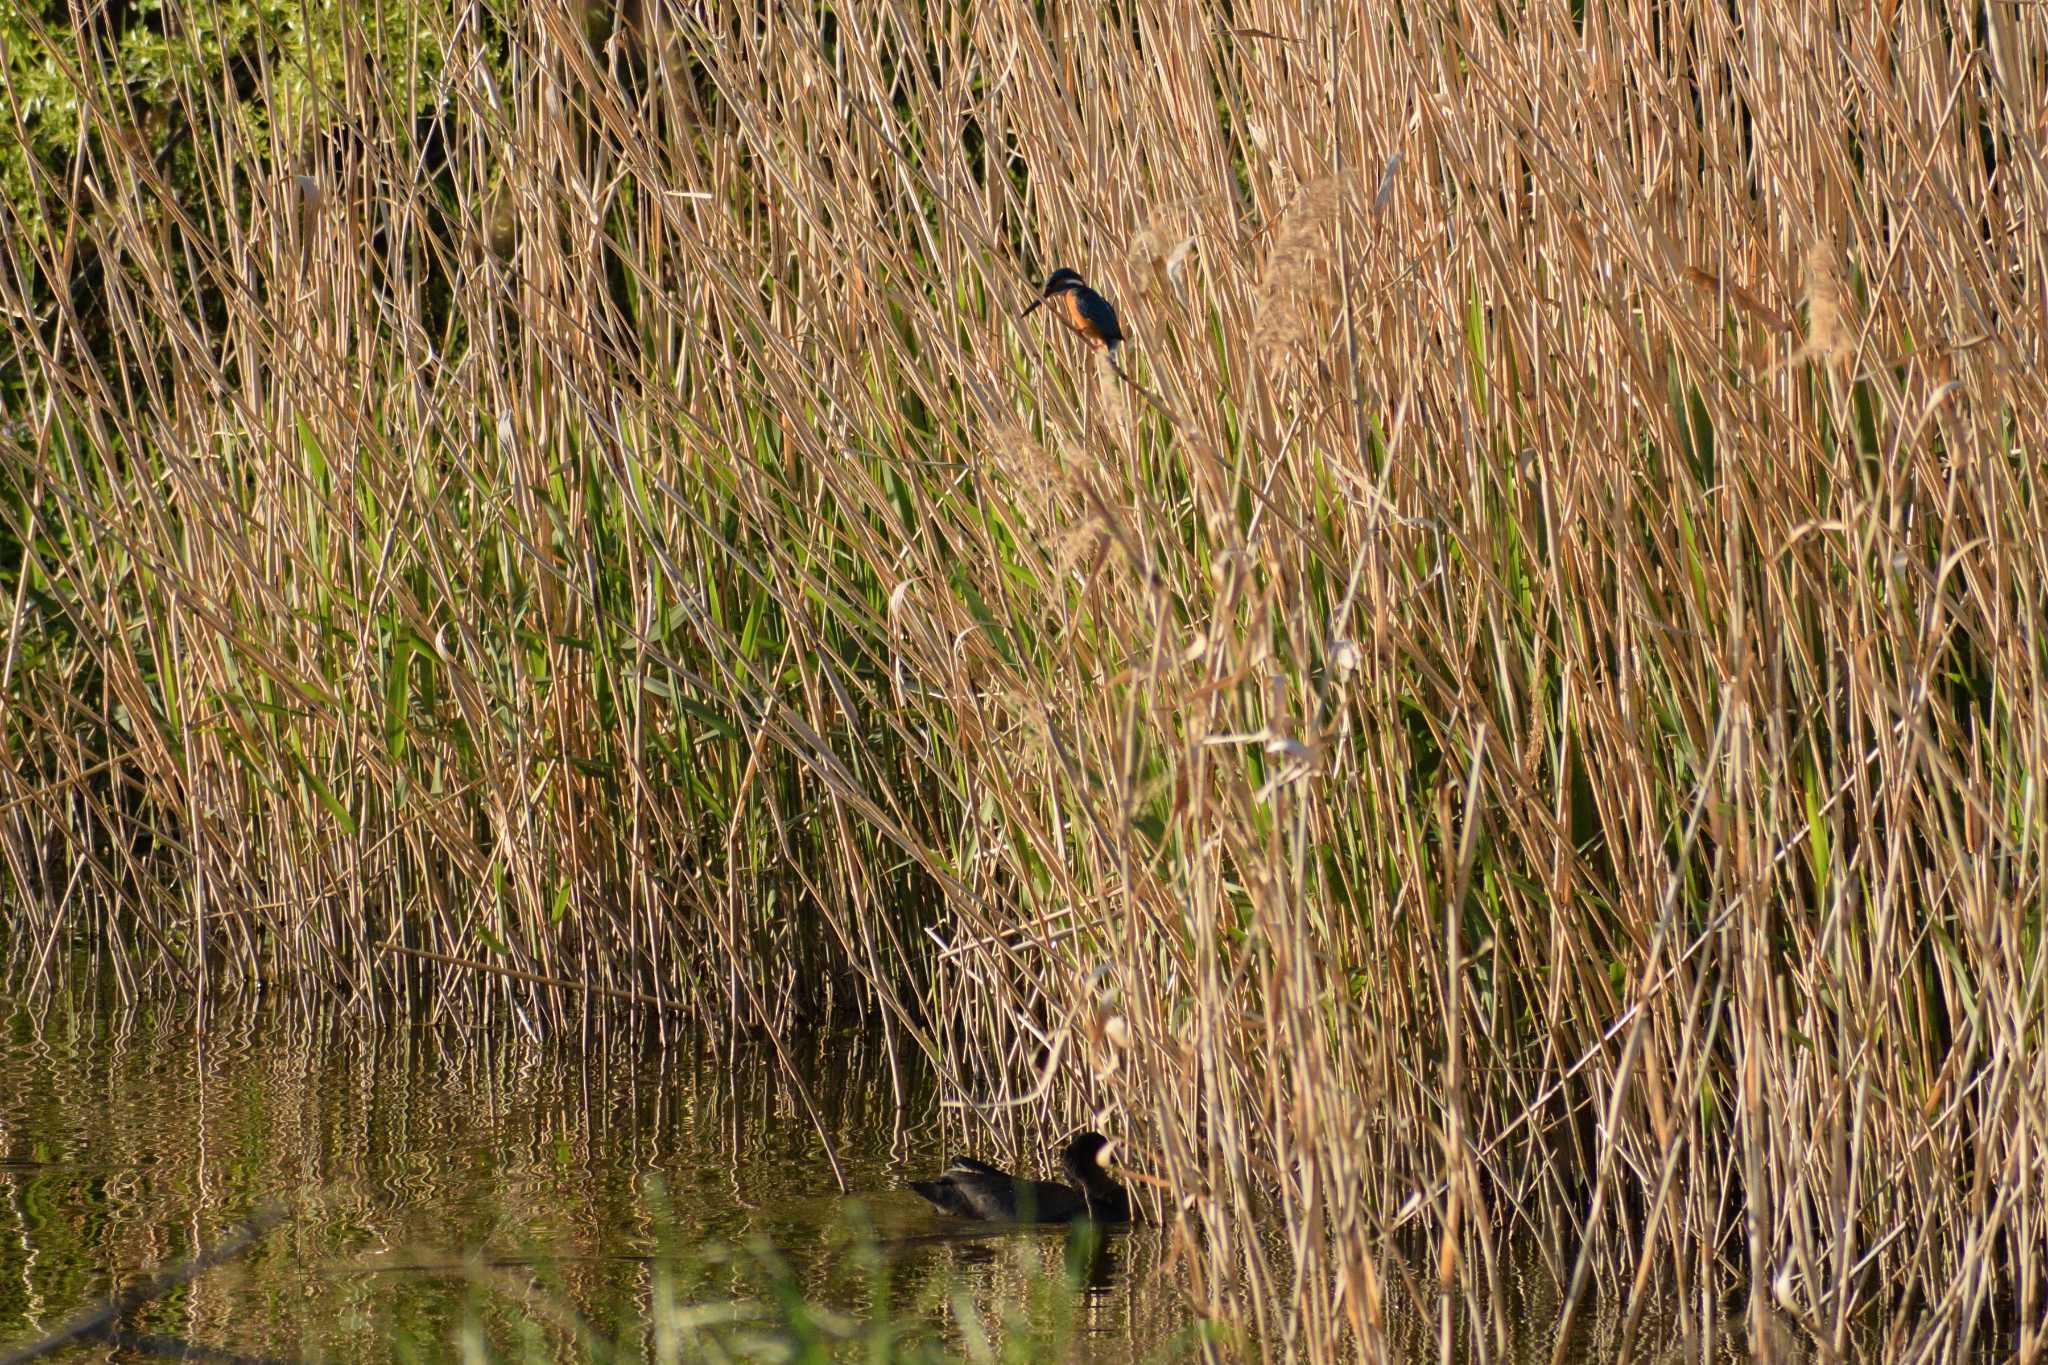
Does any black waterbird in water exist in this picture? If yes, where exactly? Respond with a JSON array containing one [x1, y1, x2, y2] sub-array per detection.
[[909, 1131, 1131, 1223], [1021, 268, 1125, 360]]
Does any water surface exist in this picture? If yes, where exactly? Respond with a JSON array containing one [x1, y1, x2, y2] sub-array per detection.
[[3, 983, 1947, 1362], [0, 983, 1187, 1361]]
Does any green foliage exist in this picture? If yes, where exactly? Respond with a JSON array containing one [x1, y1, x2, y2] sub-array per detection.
[[0, 1, 438, 236]]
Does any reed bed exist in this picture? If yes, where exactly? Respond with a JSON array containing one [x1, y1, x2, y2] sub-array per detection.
[[2, 1, 2044, 1359]]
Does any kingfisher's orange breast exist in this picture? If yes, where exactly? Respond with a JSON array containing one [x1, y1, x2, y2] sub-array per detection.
[[1060, 291, 1108, 347]]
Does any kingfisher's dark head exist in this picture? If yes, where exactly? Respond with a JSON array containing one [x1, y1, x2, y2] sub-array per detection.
[[1020, 267, 1087, 316]]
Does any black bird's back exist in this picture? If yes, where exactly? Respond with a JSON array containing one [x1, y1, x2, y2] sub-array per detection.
[[908, 1156, 1094, 1222]]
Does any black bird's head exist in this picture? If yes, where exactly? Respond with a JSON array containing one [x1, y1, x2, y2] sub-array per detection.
[[1020, 267, 1087, 316], [1058, 1130, 1118, 1189]]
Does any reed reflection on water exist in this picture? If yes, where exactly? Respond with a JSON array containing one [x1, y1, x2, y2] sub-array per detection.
[[0, 982, 1915, 1363], [0, 983, 1183, 1361]]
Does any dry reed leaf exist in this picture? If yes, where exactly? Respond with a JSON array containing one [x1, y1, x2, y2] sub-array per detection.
[[1095, 367, 1132, 423], [289, 175, 326, 273], [1129, 211, 1200, 299], [1801, 239, 1854, 369], [1683, 265, 1791, 334], [481, 180, 518, 258]]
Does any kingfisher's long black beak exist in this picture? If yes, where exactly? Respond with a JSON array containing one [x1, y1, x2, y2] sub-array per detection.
[[1019, 295, 1046, 318]]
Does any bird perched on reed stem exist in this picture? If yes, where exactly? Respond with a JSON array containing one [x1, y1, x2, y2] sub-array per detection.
[[1021, 268, 1124, 361]]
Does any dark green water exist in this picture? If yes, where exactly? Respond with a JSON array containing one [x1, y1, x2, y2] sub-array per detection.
[[0, 984, 1192, 1362]]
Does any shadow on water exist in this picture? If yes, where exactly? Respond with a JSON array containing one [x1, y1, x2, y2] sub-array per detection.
[[0, 981, 1194, 1361]]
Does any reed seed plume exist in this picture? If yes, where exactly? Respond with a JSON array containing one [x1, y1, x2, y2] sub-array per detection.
[[0, 0, 2042, 1358], [1251, 176, 1344, 358]]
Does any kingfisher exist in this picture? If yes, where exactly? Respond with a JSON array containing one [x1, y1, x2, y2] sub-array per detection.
[[1021, 268, 1124, 360]]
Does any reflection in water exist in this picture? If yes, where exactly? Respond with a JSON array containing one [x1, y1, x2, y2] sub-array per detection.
[[0, 983, 1183, 1361], [0, 983, 1847, 1362]]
